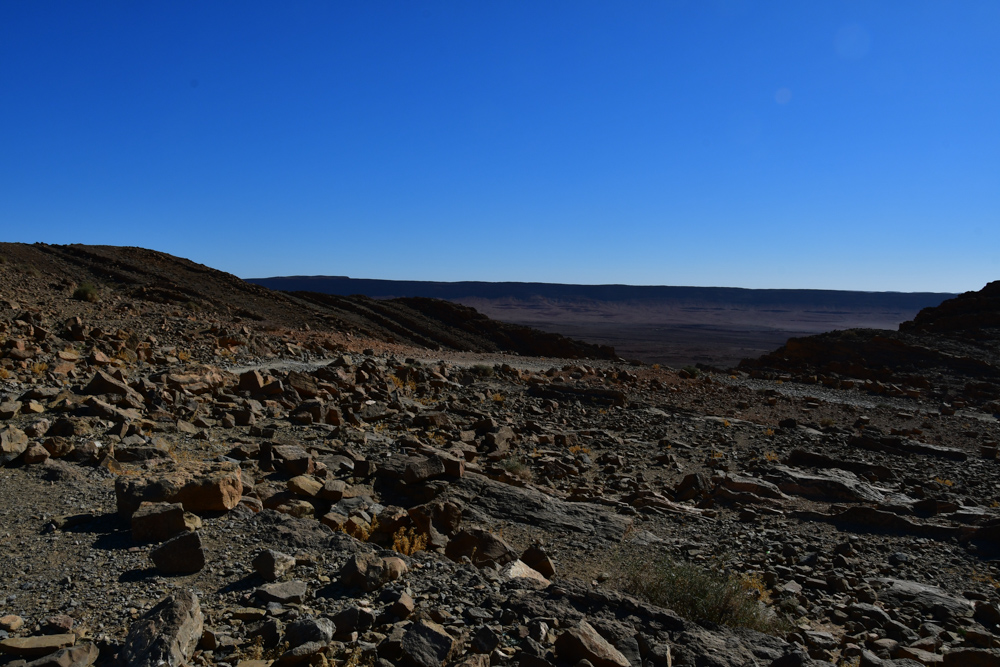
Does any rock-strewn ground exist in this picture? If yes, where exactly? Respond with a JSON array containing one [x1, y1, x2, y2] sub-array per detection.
[[2, 246, 1000, 667]]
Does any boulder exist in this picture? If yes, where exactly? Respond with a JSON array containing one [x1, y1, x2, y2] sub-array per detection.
[[150, 531, 206, 574], [0, 426, 28, 465], [555, 620, 630, 667], [131, 502, 200, 543], [399, 620, 454, 667], [445, 528, 517, 568], [115, 460, 243, 517], [120, 590, 203, 667]]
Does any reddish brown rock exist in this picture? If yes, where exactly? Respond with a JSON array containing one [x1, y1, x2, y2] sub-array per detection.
[[115, 460, 243, 517]]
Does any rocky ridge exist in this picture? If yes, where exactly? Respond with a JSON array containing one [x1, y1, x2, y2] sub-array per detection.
[[1, 247, 1000, 667], [740, 282, 1000, 413]]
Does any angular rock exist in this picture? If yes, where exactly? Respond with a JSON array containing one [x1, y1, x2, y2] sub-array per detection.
[[150, 531, 206, 574], [769, 465, 885, 503], [283, 615, 335, 649], [252, 549, 296, 582], [131, 502, 199, 543], [399, 620, 454, 667], [445, 528, 517, 568], [115, 460, 243, 517], [287, 475, 323, 498], [555, 620, 630, 667], [0, 635, 76, 658], [23, 642, 98, 667], [120, 590, 203, 667], [256, 580, 308, 605], [943, 648, 1000, 666], [0, 426, 28, 465], [499, 559, 550, 587], [340, 553, 399, 592]]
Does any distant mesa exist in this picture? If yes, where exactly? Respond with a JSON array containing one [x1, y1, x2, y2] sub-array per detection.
[[247, 275, 955, 368]]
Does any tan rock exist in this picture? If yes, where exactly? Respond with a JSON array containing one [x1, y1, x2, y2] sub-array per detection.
[[131, 502, 200, 542], [0, 634, 76, 657], [0, 426, 28, 465], [22, 443, 50, 464], [0, 615, 23, 632], [499, 559, 550, 587], [555, 621, 630, 667], [287, 475, 323, 498], [23, 642, 98, 667], [115, 460, 243, 517]]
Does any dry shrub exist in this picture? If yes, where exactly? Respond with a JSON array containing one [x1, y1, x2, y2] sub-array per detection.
[[73, 282, 99, 302], [392, 527, 428, 556], [500, 456, 532, 482], [613, 546, 788, 634]]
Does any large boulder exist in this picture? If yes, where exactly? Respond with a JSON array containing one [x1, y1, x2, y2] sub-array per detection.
[[115, 460, 243, 517], [120, 590, 203, 667]]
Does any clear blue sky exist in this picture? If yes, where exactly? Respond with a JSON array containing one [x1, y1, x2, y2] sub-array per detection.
[[1, 2, 997, 292]]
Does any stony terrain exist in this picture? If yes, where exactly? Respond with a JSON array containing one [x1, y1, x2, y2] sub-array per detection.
[[2, 244, 1000, 667]]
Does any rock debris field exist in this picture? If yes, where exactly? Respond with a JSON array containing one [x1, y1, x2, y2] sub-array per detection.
[[2, 245, 1000, 667]]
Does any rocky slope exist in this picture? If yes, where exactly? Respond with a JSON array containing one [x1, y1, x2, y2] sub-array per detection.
[[740, 282, 1000, 413], [1, 246, 1000, 667], [0, 243, 613, 361]]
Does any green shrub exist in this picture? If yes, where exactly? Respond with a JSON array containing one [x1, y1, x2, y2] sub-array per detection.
[[613, 549, 787, 634], [73, 282, 99, 303]]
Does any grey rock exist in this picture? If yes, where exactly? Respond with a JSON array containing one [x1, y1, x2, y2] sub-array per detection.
[[399, 620, 454, 667], [150, 531, 205, 574], [120, 590, 203, 667], [252, 549, 296, 582]]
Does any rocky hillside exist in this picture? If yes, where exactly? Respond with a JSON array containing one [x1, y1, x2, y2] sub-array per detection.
[[0, 243, 614, 361], [740, 281, 1000, 412], [2, 246, 1000, 667]]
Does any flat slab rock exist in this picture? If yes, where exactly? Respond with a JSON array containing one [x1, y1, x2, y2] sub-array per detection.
[[875, 578, 974, 621], [443, 473, 632, 542], [767, 464, 886, 503]]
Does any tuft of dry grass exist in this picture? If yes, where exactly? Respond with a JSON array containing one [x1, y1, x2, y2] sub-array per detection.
[[73, 281, 99, 302], [392, 527, 428, 556], [612, 546, 789, 634]]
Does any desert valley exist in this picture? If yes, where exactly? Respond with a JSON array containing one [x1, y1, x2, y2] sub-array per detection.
[[0, 243, 999, 667]]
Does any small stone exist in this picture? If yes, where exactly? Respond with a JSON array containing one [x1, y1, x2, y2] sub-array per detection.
[[252, 549, 297, 582], [256, 580, 308, 605], [0, 615, 23, 633]]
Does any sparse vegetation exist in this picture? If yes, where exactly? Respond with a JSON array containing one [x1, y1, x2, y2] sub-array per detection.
[[614, 548, 788, 634], [469, 364, 494, 378], [500, 455, 532, 482], [73, 281, 100, 302], [391, 527, 428, 556], [681, 365, 700, 378]]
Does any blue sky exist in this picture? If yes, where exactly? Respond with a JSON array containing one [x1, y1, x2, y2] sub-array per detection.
[[1, 2, 997, 292]]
